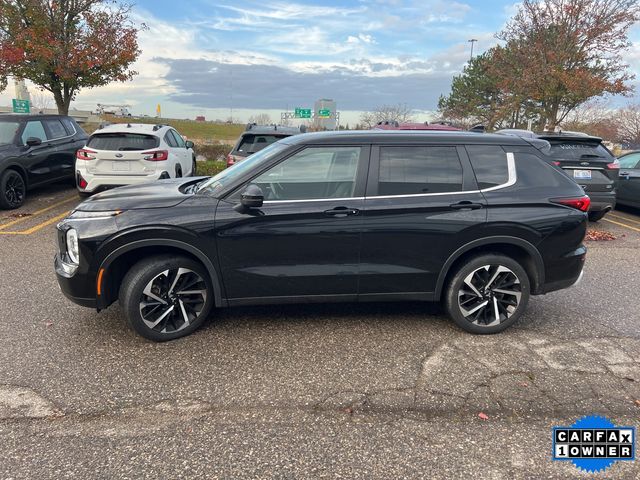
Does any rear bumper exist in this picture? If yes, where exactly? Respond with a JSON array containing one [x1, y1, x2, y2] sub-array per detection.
[[539, 245, 587, 294], [587, 191, 616, 212], [76, 169, 167, 193]]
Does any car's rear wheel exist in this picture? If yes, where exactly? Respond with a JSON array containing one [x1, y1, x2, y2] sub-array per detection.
[[0, 169, 26, 209], [444, 254, 530, 334], [588, 210, 607, 222], [119, 255, 214, 341], [175, 165, 182, 178], [191, 158, 197, 176]]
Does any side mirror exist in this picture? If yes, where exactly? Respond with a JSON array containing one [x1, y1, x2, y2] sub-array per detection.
[[26, 137, 42, 147], [185, 140, 194, 149], [240, 184, 264, 208]]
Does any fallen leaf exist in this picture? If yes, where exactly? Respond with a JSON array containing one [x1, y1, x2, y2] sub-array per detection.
[[518, 382, 529, 388], [44, 322, 53, 327], [585, 229, 616, 241], [9, 212, 32, 218], [478, 412, 489, 420], [343, 407, 353, 415], [634, 399, 640, 407]]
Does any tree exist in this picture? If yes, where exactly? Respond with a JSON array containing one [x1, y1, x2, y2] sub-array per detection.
[[30, 89, 53, 112], [495, 0, 640, 128], [248, 113, 272, 125], [615, 104, 640, 147], [0, 0, 143, 115], [560, 100, 618, 140], [359, 103, 414, 128]]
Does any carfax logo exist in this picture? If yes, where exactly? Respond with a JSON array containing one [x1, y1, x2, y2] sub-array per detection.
[[552, 415, 636, 473]]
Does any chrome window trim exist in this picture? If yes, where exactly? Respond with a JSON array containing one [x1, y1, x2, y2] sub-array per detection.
[[260, 152, 517, 204]]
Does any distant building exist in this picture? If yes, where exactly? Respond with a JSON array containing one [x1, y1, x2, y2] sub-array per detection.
[[14, 78, 31, 103], [195, 115, 206, 122], [314, 98, 337, 130]]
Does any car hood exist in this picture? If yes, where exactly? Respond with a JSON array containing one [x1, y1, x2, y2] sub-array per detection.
[[75, 178, 201, 212]]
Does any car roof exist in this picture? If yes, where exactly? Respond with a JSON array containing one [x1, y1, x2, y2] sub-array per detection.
[[496, 128, 603, 143], [91, 123, 170, 136], [280, 129, 528, 146], [0, 113, 72, 121]]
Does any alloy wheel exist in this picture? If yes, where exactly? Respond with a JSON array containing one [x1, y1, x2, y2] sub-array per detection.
[[5, 173, 25, 208], [457, 265, 522, 327], [139, 267, 208, 334]]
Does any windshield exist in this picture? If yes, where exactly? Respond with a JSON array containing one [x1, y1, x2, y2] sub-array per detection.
[[197, 142, 289, 196], [0, 121, 20, 146]]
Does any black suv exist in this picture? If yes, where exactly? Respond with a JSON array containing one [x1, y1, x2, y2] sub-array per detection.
[[498, 129, 619, 221], [0, 114, 88, 209], [226, 123, 306, 166], [55, 131, 588, 341]]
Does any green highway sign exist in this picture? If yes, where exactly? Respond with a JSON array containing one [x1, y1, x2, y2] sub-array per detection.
[[12, 99, 30, 114], [318, 108, 331, 118], [294, 107, 312, 118]]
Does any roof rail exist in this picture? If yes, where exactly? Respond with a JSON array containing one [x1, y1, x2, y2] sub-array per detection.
[[469, 124, 486, 133], [152, 124, 165, 131]]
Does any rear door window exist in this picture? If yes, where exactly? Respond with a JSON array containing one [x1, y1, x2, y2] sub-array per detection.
[[43, 119, 68, 139], [164, 131, 178, 148], [466, 145, 509, 189], [87, 133, 160, 151], [60, 118, 77, 136], [377, 146, 463, 195]]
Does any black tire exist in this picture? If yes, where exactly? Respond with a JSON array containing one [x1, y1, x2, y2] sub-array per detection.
[[191, 158, 197, 176], [444, 254, 530, 334], [0, 169, 26, 210], [175, 165, 182, 178], [119, 255, 214, 341], [588, 210, 607, 222]]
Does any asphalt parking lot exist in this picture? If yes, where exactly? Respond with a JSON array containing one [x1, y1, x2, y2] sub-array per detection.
[[1, 184, 640, 479]]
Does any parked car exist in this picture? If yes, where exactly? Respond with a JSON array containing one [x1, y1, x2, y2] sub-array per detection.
[[0, 114, 88, 209], [226, 123, 306, 167], [55, 130, 588, 341], [75, 123, 196, 196], [616, 151, 640, 208], [497, 130, 619, 222]]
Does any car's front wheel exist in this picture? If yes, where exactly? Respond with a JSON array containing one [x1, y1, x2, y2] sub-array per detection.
[[119, 255, 214, 341], [444, 254, 530, 334], [0, 169, 26, 209]]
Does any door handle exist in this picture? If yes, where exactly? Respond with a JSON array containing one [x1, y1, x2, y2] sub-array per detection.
[[324, 206, 359, 217], [450, 201, 483, 210]]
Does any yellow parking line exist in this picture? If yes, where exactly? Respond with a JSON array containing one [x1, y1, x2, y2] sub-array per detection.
[[608, 213, 640, 226], [0, 210, 70, 235], [602, 217, 640, 233], [0, 195, 76, 231]]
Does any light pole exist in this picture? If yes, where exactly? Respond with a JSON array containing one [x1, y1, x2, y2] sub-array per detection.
[[468, 39, 478, 61]]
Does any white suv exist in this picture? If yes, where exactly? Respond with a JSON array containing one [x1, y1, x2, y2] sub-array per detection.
[[75, 124, 196, 195]]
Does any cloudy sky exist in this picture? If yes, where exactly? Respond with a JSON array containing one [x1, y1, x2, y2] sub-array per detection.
[[1, 0, 640, 123]]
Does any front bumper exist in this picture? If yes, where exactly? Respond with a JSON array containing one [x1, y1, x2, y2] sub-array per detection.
[[54, 254, 96, 308]]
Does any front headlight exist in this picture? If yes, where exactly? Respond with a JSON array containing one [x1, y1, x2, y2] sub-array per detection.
[[66, 228, 80, 264]]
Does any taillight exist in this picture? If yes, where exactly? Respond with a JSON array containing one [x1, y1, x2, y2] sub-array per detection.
[[551, 195, 591, 212], [76, 148, 96, 160], [226, 154, 235, 167], [606, 159, 620, 169], [143, 150, 169, 161]]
